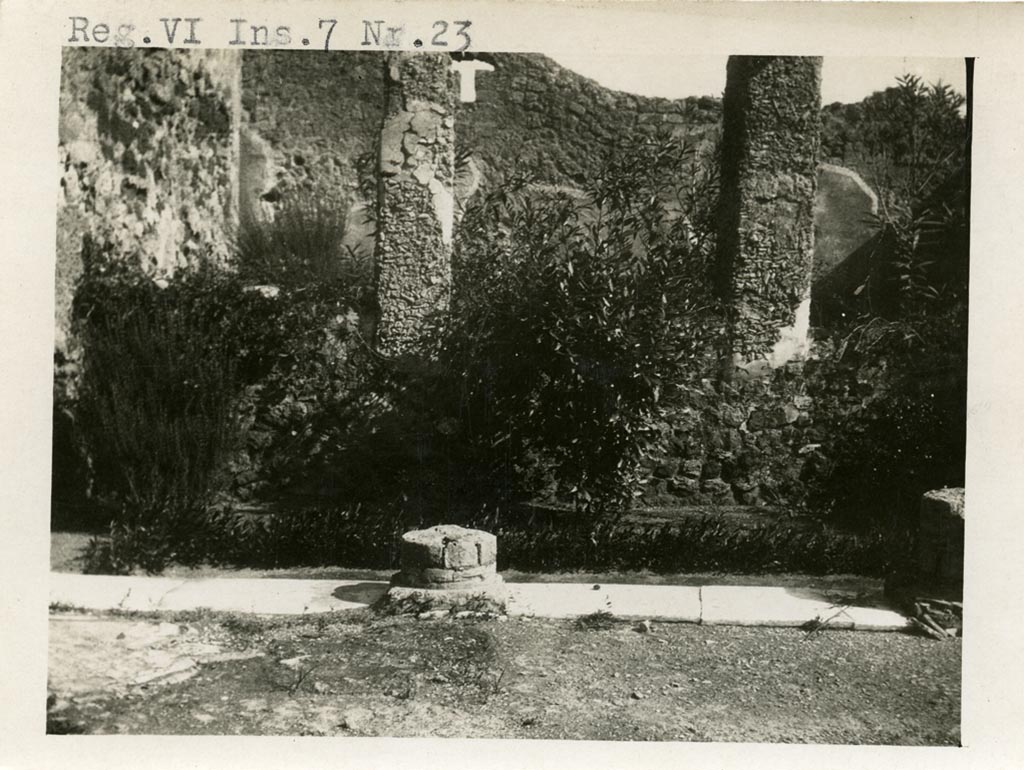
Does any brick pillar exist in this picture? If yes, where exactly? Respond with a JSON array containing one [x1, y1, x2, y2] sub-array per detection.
[[374, 52, 456, 356], [717, 56, 822, 378]]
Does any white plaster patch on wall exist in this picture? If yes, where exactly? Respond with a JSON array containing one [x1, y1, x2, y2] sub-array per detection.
[[767, 294, 812, 368], [379, 112, 412, 175], [239, 126, 278, 223], [429, 176, 455, 245]]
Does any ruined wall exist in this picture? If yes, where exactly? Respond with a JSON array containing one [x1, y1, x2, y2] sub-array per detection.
[[236, 51, 722, 251], [239, 50, 382, 250], [717, 56, 823, 375], [458, 53, 721, 187], [373, 53, 456, 355], [56, 47, 240, 347]]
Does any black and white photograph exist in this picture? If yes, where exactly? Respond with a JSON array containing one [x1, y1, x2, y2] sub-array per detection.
[[2, 2, 1023, 768], [44, 43, 970, 742]]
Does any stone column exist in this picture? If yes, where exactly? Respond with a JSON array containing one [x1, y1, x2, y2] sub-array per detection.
[[374, 52, 456, 356], [716, 56, 822, 378]]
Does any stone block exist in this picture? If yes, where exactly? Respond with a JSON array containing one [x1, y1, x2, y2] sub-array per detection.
[[720, 404, 746, 428], [701, 477, 735, 503], [793, 394, 813, 410], [702, 458, 722, 479], [399, 524, 496, 569], [746, 409, 769, 432], [680, 459, 703, 480], [917, 487, 965, 586], [444, 538, 485, 569], [653, 457, 680, 479], [394, 564, 493, 587], [668, 476, 700, 498], [386, 577, 506, 615]]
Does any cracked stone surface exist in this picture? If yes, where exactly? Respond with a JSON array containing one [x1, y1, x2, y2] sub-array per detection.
[[49, 574, 909, 629], [47, 614, 261, 700]]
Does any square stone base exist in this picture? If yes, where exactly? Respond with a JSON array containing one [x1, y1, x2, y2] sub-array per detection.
[[385, 576, 506, 615]]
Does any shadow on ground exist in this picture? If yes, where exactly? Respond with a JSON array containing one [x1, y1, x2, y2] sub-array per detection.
[[332, 582, 389, 605]]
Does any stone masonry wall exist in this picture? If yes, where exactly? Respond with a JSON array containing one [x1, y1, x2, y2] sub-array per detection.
[[235, 51, 723, 257], [238, 50, 382, 252], [458, 53, 721, 188], [373, 53, 457, 356], [54, 49, 896, 521], [717, 56, 823, 375], [56, 48, 240, 349]]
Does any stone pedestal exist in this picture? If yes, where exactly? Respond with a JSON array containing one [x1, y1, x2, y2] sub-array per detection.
[[386, 525, 505, 614], [917, 487, 965, 587]]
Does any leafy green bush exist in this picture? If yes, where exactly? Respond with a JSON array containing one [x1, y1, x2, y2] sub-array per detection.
[[804, 302, 967, 530], [821, 73, 967, 201], [447, 135, 721, 517]]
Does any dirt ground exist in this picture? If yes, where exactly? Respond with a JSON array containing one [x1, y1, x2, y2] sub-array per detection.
[[47, 608, 961, 744]]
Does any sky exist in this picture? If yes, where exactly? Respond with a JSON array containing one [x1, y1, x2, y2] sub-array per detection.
[[545, 54, 967, 105]]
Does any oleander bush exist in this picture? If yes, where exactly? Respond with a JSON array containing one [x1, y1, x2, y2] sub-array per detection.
[[445, 134, 722, 519], [72, 215, 374, 572]]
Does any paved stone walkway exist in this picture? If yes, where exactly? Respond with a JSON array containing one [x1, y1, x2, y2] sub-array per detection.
[[50, 573, 910, 631]]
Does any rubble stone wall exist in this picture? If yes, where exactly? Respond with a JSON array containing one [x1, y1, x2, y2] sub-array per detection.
[[234, 52, 722, 246], [238, 50, 382, 252], [373, 53, 457, 356], [717, 56, 823, 375], [56, 48, 240, 348]]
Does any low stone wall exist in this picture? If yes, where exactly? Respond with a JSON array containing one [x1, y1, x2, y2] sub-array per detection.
[[639, 365, 822, 509]]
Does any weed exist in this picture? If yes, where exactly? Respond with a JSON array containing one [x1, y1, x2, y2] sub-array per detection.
[[574, 610, 617, 631]]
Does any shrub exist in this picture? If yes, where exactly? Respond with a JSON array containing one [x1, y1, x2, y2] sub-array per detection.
[[447, 135, 722, 518], [191, 503, 898, 577], [806, 73, 969, 531], [72, 255, 281, 572], [234, 190, 361, 290], [821, 73, 967, 201], [804, 303, 968, 530]]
